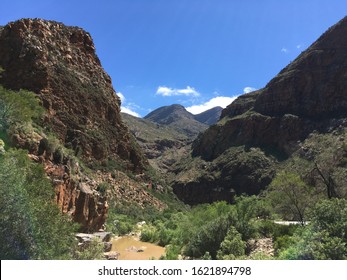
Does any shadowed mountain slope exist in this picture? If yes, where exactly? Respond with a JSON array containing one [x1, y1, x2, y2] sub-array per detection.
[[172, 16, 347, 205]]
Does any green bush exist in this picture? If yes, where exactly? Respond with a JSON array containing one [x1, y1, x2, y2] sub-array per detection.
[[265, 171, 316, 224], [0, 149, 77, 259], [184, 215, 231, 259], [161, 244, 181, 260], [0, 86, 44, 130], [140, 224, 159, 243], [73, 238, 105, 260], [279, 199, 347, 260], [106, 211, 134, 236], [217, 226, 246, 260]]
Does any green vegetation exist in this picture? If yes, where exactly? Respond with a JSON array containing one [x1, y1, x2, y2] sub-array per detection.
[[0, 86, 107, 259], [0, 149, 77, 259], [0, 86, 43, 131], [107, 197, 275, 260], [73, 238, 105, 260], [279, 199, 347, 259], [104, 188, 346, 260], [0, 81, 346, 260], [265, 171, 316, 225]]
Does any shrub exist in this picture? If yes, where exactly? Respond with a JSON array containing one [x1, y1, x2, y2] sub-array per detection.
[[0, 86, 44, 130], [217, 226, 246, 260], [106, 212, 134, 236], [0, 149, 77, 259], [279, 199, 347, 260], [73, 238, 105, 260], [140, 224, 159, 243], [184, 215, 231, 259]]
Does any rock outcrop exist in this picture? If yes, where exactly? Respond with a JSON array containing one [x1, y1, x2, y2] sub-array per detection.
[[254, 17, 347, 119], [0, 18, 147, 172], [0, 18, 150, 230], [173, 16, 347, 204]]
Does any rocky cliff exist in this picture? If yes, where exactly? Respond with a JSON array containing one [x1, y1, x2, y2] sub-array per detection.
[[0, 18, 147, 171], [173, 16, 347, 204], [0, 18, 150, 231]]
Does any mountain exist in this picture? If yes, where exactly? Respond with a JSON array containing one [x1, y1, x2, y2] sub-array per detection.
[[144, 104, 208, 137], [121, 112, 190, 173], [129, 105, 222, 174], [172, 16, 347, 205], [0, 19, 154, 230], [194, 106, 223, 125], [0, 19, 147, 171]]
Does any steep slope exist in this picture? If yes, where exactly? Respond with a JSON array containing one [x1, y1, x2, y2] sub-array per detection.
[[0, 18, 154, 231], [121, 112, 189, 173], [173, 16, 347, 204], [194, 106, 223, 125], [144, 104, 208, 137]]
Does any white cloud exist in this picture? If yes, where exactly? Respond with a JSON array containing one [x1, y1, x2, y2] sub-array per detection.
[[117, 92, 141, 117], [281, 47, 289, 53], [296, 44, 302, 49], [243, 87, 257, 94], [156, 86, 200, 97], [186, 96, 238, 115], [117, 92, 125, 103], [121, 106, 141, 118]]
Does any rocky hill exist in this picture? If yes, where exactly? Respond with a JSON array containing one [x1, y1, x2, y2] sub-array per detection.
[[121, 112, 190, 173], [124, 105, 222, 175], [0, 19, 158, 231], [144, 104, 208, 137], [172, 16, 347, 204], [0, 18, 147, 172]]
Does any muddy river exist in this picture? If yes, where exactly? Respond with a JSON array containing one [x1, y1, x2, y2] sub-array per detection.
[[111, 236, 165, 260]]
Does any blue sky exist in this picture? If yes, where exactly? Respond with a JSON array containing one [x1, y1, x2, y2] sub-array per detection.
[[1, 1, 347, 117]]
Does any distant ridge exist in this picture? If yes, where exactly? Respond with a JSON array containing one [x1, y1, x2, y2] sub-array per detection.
[[144, 104, 208, 137], [194, 106, 223, 125]]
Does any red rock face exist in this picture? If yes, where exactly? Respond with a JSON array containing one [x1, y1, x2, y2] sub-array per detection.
[[44, 159, 108, 232], [0, 18, 147, 172]]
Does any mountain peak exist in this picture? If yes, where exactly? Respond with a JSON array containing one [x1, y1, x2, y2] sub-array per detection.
[[144, 104, 207, 137], [254, 16, 347, 119]]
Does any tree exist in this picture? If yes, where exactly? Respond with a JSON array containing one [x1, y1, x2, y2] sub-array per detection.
[[279, 199, 347, 260], [266, 171, 316, 225], [184, 215, 231, 259]]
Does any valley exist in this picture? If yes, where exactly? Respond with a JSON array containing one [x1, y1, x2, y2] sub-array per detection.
[[0, 17, 346, 260]]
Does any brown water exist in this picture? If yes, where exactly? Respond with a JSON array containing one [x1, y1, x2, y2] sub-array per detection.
[[111, 236, 165, 260]]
